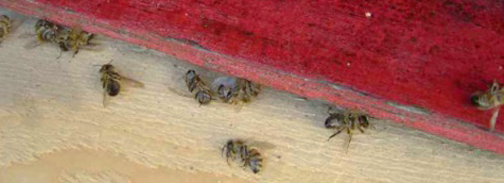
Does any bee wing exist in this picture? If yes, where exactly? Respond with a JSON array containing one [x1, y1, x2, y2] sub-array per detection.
[[18, 32, 34, 39], [23, 39, 42, 50], [79, 42, 105, 52], [166, 87, 192, 98], [344, 134, 352, 154], [121, 76, 144, 88], [232, 103, 244, 113], [8, 17, 27, 34], [102, 79, 111, 107], [245, 140, 276, 150]]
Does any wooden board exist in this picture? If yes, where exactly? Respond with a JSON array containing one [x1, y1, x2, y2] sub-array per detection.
[[1, 0, 504, 154], [1, 12, 504, 183]]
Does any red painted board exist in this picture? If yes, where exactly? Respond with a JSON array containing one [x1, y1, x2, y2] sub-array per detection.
[[1, 0, 504, 153]]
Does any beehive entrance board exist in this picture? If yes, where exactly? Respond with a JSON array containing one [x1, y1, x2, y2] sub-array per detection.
[[1, 0, 503, 153]]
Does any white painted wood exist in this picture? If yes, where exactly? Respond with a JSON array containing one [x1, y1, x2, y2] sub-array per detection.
[[1, 10, 503, 183]]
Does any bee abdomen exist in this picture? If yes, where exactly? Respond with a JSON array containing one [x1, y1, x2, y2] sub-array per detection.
[[195, 90, 212, 105], [248, 148, 263, 174], [38, 29, 57, 42], [185, 70, 198, 92], [107, 79, 120, 96]]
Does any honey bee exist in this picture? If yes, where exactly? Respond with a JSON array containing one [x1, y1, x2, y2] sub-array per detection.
[[0, 15, 12, 42], [25, 19, 96, 58], [471, 80, 504, 131], [212, 77, 261, 104], [35, 19, 63, 43], [325, 110, 371, 153], [57, 27, 96, 56], [23, 19, 64, 49], [221, 139, 249, 165], [185, 70, 213, 105], [98, 60, 144, 107], [221, 139, 272, 174]]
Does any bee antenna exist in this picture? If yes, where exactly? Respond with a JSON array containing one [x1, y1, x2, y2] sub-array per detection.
[[93, 59, 113, 67]]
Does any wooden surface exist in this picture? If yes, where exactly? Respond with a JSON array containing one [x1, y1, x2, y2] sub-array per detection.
[[1, 12, 504, 183], [3, 0, 504, 154]]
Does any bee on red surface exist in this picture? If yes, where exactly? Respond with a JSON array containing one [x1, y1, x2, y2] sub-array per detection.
[[471, 80, 504, 131]]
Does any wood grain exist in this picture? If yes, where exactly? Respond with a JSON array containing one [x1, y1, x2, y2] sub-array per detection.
[[1, 12, 504, 183]]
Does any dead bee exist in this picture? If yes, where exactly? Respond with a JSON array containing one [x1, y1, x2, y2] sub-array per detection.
[[0, 15, 12, 41], [221, 139, 249, 165], [23, 19, 63, 49], [221, 139, 273, 174], [243, 148, 263, 174], [58, 27, 95, 56], [472, 80, 504, 131], [212, 77, 261, 104], [35, 19, 63, 43], [98, 60, 144, 107], [185, 70, 213, 105], [325, 110, 371, 153], [25, 20, 97, 58], [240, 79, 261, 102], [217, 84, 237, 103]]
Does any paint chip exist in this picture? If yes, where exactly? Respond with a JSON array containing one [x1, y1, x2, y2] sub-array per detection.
[[365, 12, 372, 18]]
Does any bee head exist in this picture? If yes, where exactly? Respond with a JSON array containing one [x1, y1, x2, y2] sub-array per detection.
[[252, 168, 260, 174], [218, 84, 233, 102], [1, 15, 9, 21], [99, 64, 114, 73], [35, 20, 46, 30], [185, 70, 196, 80], [58, 42, 69, 51], [324, 113, 345, 129], [471, 95, 481, 107], [358, 115, 370, 128], [195, 90, 212, 105]]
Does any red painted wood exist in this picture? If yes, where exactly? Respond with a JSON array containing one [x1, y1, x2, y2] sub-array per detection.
[[1, 0, 504, 153]]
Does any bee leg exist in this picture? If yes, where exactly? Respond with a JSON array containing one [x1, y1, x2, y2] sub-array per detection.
[[357, 125, 365, 133], [489, 108, 500, 132], [369, 123, 377, 130], [56, 49, 63, 59], [327, 130, 342, 141], [73, 49, 79, 58], [225, 153, 232, 166], [226, 154, 231, 166], [221, 145, 226, 157], [241, 158, 249, 170], [221, 146, 231, 166], [346, 129, 353, 154]]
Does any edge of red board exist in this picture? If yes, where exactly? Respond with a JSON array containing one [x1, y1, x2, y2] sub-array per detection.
[[1, 0, 504, 153]]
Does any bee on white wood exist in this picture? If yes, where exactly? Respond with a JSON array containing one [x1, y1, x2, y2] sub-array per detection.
[[185, 70, 213, 105], [24, 19, 98, 58], [325, 109, 373, 153], [221, 139, 274, 174], [0, 15, 12, 42], [212, 76, 261, 104], [98, 60, 144, 107]]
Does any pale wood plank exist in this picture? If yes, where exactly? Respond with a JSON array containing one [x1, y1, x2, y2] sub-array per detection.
[[0, 11, 503, 183]]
